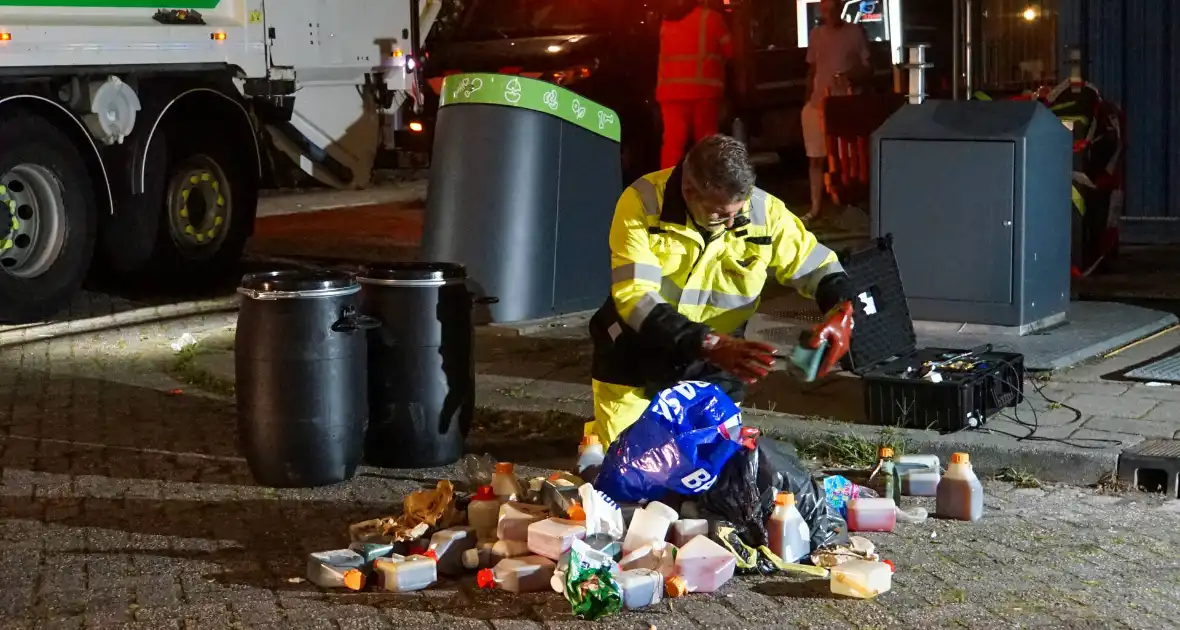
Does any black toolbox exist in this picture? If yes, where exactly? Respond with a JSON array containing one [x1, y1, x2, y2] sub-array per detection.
[[839, 237, 1025, 432]]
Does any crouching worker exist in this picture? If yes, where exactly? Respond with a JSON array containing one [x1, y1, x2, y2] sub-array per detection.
[[587, 134, 857, 445]]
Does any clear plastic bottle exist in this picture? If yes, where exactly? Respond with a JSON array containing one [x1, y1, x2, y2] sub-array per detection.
[[664, 536, 735, 596], [373, 553, 437, 592], [937, 452, 984, 521], [428, 527, 477, 577], [622, 501, 677, 554], [476, 555, 556, 593], [767, 492, 810, 563], [496, 501, 548, 542], [847, 497, 897, 532], [306, 549, 366, 590], [576, 435, 605, 475], [618, 569, 663, 610], [897, 454, 941, 496], [830, 560, 892, 598], [468, 485, 501, 542], [492, 462, 524, 501], [527, 518, 586, 560]]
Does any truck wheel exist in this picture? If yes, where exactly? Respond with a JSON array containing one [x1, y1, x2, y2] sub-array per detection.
[[151, 124, 256, 280], [0, 114, 97, 324]]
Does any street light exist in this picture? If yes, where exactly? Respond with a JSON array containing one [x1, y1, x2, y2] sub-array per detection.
[[1022, 6, 1039, 21]]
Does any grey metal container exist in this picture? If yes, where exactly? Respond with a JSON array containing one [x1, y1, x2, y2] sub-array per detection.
[[870, 100, 1072, 328]]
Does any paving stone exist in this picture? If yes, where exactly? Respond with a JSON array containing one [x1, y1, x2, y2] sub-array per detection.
[[1064, 393, 1160, 419], [1084, 415, 1180, 439], [3, 294, 1180, 629], [1143, 400, 1180, 423]]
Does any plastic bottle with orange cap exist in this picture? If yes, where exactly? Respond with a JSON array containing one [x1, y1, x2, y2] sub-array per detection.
[[663, 535, 736, 598], [491, 461, 524, 502], [936, 452, 984, 521], [767, 491, 811, 563], [576, 434, 605, 476]]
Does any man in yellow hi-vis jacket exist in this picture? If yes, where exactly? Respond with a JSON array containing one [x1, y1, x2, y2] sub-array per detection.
[[587, 134, 856, 445]]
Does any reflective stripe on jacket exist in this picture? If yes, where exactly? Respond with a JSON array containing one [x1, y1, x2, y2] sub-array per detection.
[[609, 167, 843, 338], [656, 6, 733, 101]]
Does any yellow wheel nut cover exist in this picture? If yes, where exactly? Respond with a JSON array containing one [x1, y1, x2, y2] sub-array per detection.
[[214, 216, 224, 226], [185, 225, 194, 234]]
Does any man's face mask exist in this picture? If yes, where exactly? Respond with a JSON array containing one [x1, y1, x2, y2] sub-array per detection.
[[683, 181, 746, 233]]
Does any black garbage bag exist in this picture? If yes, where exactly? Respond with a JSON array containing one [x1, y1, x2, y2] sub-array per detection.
[[756, 439, 850, 550], [697, 445, 767, 546]]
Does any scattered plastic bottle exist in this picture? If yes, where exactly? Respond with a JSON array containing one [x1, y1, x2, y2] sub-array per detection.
[[468, 485, 501, 542], [847, 497, 897, 532], [306, 549, 366, 590], [491, 538, 531, 561], [497, 501, 548, 542], [937, 452, 984, 522], [527, 518, 587, 560], [577, 435, 605, 475], [461, 453, 497, 487], [492, 462, 524, 502], [347, 542, 397, 564], [428, 527, 477, 577], [830, 559, 892, 599], [372, 553, 437, 592], [670, 519, 709, 547], [665, 536, 735, 596], [622, 501, 678, 555], [620, 542, 676, 577], [617, 569, 663, 610], [463, 545, 493, 570], [476, 555, 556, 593], [897, 454, 941, 496], [767, 492, 810, 563], [875, 447, 901, 503]]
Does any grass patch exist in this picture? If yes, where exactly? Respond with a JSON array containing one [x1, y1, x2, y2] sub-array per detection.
[[995, 467, 1042, 489], [795, 427, 908, 468], [167, 344, 236, 398], [470, 407, 586, 442], [942, 587, 967, 604]]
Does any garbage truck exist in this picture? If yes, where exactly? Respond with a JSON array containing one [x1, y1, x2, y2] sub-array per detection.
[[0, 0, 439, 323]]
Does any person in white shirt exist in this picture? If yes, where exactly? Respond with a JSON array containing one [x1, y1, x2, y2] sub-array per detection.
[[801, 0, 871, 223]]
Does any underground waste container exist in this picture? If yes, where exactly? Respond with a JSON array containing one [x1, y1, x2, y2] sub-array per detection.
[[422, 72, 621, 323], [235, 270, 379, 487], [358, 262, 475, 469]]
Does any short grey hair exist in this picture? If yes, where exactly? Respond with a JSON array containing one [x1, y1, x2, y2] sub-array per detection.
[[683, 134, 756, 203]]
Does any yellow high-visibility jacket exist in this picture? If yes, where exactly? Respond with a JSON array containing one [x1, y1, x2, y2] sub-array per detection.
[[587, 165, 848, 445], [611, 167, 843, 335]]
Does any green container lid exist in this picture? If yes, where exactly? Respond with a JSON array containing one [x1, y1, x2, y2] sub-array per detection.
[[439, 73, 621, 143]]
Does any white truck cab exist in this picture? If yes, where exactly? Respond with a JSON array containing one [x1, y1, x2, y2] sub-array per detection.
[[0, 0, 437, 322]]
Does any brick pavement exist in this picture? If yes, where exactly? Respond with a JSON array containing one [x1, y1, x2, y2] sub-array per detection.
[[1, 305, 1180, 628]]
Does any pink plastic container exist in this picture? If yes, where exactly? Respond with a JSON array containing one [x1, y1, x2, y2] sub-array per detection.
[[847, 498, 896, 532]]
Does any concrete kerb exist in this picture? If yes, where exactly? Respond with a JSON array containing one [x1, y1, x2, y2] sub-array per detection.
[[741, 408, 1121, 485], [185, 339, 1118, 485], [0, 296, 239, 348]]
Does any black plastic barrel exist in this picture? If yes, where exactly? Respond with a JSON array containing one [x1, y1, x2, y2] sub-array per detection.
[[358, 262, 474, 468], [235, 270, 380, 487]]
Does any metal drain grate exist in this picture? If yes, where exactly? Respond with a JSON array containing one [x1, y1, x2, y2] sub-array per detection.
[[1124, 353, 1180, 384], [1117, 439, 1180, 498]]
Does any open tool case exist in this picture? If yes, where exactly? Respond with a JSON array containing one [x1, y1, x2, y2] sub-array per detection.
[[839, 237, 1025, 432]]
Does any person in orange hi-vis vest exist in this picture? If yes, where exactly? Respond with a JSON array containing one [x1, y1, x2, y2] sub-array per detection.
[[657, 0, 733, 169]]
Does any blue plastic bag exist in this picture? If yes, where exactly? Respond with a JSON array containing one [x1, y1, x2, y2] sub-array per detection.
[[594, 381, 754, 503]]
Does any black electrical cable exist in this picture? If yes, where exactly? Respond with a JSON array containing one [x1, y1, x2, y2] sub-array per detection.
[[976, 357, 1122, 450]]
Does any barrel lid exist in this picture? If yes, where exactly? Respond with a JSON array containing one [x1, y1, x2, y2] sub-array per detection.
[[238, 269, 358, 299], [358, 262, 466, 283]]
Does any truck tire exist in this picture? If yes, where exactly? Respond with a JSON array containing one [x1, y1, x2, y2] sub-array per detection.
[[0, 113, 97, 324], [149, 123, 257, 281]]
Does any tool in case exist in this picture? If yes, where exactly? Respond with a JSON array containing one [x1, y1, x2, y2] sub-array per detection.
[[838, 236, 1025, 432]]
